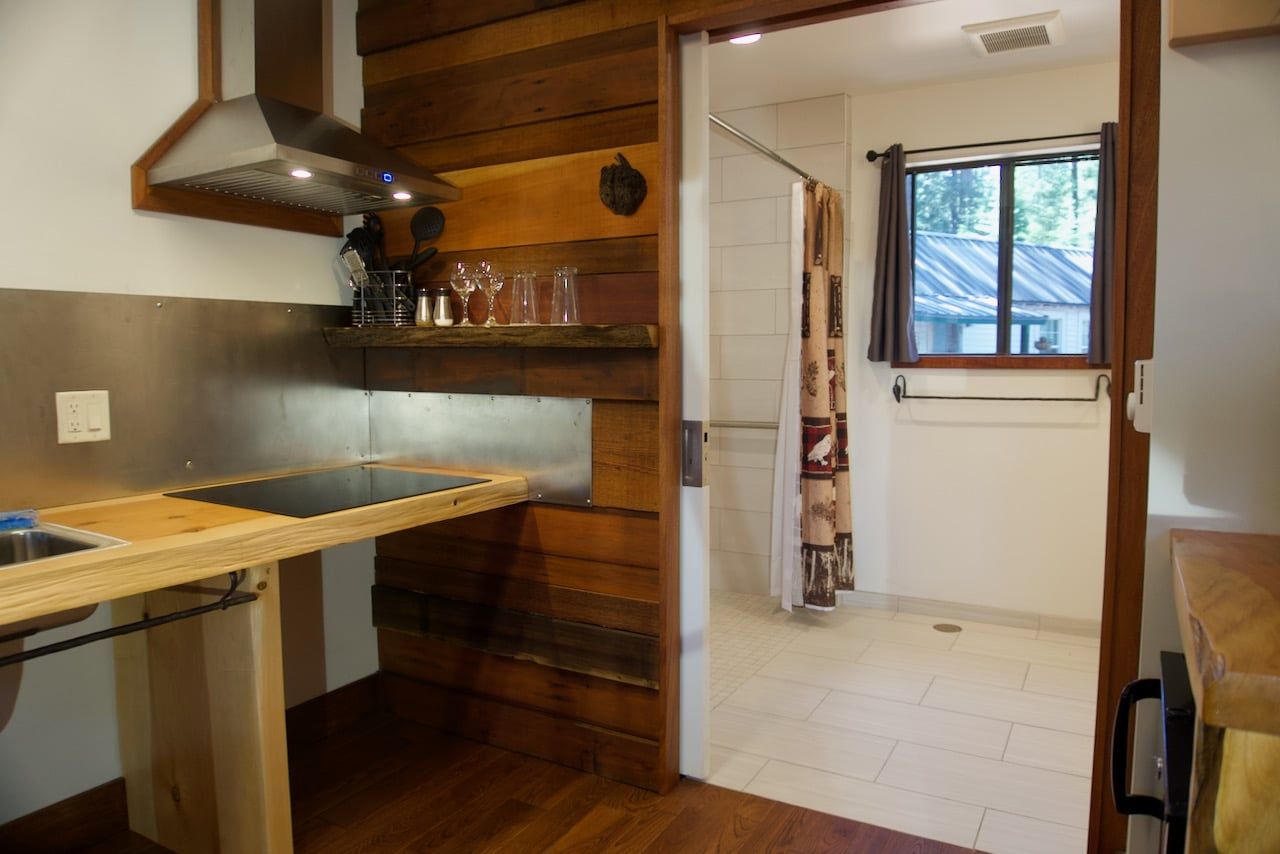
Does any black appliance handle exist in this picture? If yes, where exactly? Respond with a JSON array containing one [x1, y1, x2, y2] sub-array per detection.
[[1111, 676, 1166, 819]]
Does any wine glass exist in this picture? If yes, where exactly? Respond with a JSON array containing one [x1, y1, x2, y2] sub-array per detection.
[[481, 270, 505, 327], [449, 261, 477, 327]]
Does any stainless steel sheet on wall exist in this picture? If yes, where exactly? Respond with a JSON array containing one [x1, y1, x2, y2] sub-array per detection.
[[0, 289, 369, 509], [370, 392, 592, 506]]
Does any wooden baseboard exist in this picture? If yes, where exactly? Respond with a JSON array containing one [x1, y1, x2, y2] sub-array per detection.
[[0, 778, 130, 852], [0, 675, 386, 850], [285, 673, 388, 753]]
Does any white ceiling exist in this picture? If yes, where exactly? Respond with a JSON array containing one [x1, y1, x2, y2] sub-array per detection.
[[708, 0, 1119, 110]]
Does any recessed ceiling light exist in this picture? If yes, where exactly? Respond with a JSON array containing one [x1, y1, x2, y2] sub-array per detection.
[[729, 33, 762, 45], [289, 168, 312, 179], [392, 191, 412, 201]]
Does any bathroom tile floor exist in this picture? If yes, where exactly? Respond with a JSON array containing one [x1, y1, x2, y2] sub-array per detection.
[[707, 591, 1100, 853]]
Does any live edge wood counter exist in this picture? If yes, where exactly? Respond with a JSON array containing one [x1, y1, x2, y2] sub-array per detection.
[[0, 466, 528, 627], [2, 466, 525, 854], [1170, 529, 1280, 853]]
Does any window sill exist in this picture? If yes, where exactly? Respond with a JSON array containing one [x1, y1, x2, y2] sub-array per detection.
[[891, 356, 1110, 370]]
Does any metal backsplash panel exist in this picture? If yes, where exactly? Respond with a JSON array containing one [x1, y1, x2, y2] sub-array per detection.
[[0, 289, 368, 509], [370, 392, 592, 506]]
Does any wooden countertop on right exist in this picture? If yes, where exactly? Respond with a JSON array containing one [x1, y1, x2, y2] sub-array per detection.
[[1171, 528, 1280, 734]]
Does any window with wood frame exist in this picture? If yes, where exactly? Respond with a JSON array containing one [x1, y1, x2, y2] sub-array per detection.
[[907, 151, 1100, 362]]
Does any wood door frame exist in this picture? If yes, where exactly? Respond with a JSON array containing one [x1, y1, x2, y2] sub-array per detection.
[[659, 2, 1160, 850]]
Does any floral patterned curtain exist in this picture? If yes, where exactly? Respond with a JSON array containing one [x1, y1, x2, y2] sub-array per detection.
[[798, 182, 853, 609]]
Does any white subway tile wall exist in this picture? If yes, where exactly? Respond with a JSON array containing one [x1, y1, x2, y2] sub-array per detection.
[[709, 94, 849, 594]]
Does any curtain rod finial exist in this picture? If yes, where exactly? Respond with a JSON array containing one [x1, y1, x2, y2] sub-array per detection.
[[866, 149, 883, 163]]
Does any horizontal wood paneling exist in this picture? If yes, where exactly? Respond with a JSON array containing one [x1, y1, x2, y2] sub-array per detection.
[[366, 24, 656, 108], [363, 46, 656, 147], [372, 585, 659, 685], [399, 105, 657, 173], [419, 236, 658, 278], [593, 400, 660, 512], [377, 533, 659, 601], [357, 0, 579, 55], [410, 503, 659, 568], [379, 144, 659, 256], [383, 674, 662, 790], [359, 0, 675, 794], [378, 631, 660, 739], [365, 347, 659, 400], [376, 556, 659, 633], [363, 0, 661, 84], [420, 273, 658, 326]]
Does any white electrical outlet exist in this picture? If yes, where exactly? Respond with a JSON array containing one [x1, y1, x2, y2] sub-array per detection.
[[56, 390, 111, 444]]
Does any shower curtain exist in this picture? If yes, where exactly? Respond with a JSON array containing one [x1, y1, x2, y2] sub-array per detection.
[[770, 181, 852, 611]]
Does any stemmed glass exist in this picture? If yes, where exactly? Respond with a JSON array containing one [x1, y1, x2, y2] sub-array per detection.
[[449, 261, 478, 327], [480, 269, 505, 327]]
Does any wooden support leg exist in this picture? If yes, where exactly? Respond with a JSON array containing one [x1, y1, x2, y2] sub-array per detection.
[[113, 564, 292, 853]]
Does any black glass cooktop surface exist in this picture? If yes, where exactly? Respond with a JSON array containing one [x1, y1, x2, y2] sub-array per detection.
[[165, 466, 489, 518]]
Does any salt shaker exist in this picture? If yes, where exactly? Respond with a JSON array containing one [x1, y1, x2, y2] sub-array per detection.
[[432, 287, 455, 327]]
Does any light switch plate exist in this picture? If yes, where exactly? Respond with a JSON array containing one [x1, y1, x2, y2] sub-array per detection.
[[56, 390, 111, 444]]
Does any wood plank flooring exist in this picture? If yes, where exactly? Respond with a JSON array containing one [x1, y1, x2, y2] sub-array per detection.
[[86, 715, 973, 852]]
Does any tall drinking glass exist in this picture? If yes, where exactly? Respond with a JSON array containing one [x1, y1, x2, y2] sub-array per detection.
[[550, 266, 580, 325], [509, 271, 539, 325]]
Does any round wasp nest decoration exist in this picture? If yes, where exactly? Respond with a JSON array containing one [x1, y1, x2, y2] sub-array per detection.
[[599, 153, 647, 216]]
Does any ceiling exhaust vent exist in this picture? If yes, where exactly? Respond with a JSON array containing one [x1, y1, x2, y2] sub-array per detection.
[[963, 11, 1065, 56]]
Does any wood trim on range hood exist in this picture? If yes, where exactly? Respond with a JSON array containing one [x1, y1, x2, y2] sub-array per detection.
[[132, 0, 457, 236]]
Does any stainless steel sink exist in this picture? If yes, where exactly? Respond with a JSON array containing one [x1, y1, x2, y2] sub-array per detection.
[[0, 523, 128, 568]]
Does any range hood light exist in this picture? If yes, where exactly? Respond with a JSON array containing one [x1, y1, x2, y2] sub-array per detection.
[[290, 168, 313, 179], [729, 33, 762, 45], [392, 191, 412, 201]]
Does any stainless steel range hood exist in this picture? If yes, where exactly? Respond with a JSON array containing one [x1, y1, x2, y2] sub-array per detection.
[[147, 0, 458, 216]]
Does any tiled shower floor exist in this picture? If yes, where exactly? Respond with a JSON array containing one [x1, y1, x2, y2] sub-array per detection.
[[707, 591, 1100, 853]]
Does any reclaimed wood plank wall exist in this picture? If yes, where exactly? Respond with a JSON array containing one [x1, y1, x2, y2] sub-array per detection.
[[356, 0, 668, 790]]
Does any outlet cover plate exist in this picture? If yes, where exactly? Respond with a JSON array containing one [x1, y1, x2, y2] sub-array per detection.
[[56, 390, 111, 444]]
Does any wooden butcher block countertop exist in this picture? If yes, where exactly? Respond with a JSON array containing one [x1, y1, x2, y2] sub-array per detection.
[[0, 465, 527, 627], [1171, 529, 1280, 734]]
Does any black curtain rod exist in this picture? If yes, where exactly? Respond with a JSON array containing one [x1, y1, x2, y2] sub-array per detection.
[[866, 131, 1102, 163]]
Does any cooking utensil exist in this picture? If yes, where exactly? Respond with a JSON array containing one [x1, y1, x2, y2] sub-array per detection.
[[363, 213, 387, 269], [403, 206, 445, 268], [404, 246, 438, 273], [340, 249, 370, 288]]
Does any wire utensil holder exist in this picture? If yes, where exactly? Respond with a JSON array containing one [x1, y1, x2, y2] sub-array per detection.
[[352, 271, 414, 327]]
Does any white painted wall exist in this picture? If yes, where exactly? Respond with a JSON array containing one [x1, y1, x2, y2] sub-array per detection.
[[0, 1, 350, 306], [0, 0, 377, 823], [707, 95, 850, 595], [845, 63, 1118, 621], [1128, 21, 1280, 854]]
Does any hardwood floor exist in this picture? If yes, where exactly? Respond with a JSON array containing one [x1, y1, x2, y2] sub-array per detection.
[[67, 716, 974, 852]]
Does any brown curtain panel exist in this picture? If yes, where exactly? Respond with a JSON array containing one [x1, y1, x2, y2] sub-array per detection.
[[799, 183, 853, 609], [867, 144, 918, 364], [1089, 122, 1118, 365]]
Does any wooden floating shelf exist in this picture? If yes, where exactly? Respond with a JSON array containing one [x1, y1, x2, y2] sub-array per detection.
[[324, 323, 658, 350]]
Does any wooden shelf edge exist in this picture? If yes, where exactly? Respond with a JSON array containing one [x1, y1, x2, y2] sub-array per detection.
[[323, 323, 659, 349]]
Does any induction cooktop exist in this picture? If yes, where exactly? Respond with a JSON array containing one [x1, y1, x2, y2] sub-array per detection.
[[165, 466, 489, 518]]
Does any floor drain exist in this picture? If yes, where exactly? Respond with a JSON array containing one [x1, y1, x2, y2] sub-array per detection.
[[933, 623, 962, 633]]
